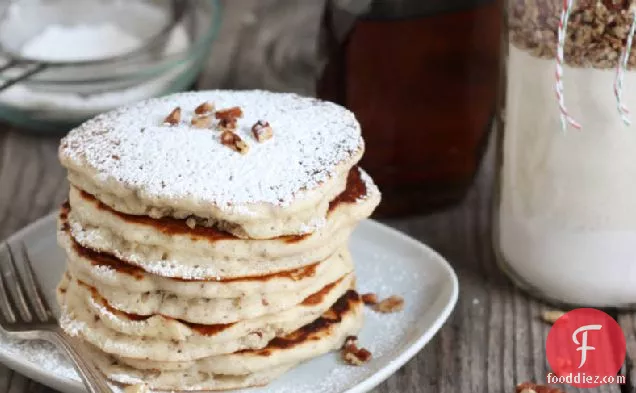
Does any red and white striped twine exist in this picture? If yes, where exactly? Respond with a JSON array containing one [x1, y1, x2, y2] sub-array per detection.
[[614, 4, 636, 126], [556, 0, 636, 129], [555, 0, 581, 131]]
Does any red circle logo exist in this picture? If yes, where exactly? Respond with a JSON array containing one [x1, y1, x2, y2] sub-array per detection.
[[546, 308, 626, 388]]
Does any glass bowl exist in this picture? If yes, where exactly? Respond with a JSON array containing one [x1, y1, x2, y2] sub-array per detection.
[[0, 0, 221, 133]]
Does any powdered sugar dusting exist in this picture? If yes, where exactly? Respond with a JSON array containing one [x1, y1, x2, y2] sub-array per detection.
[[91, 264, 118, 280], [0, 331, 77, 380], [298, 216, 327, 234], [60, 90, 363, 212], [59, 307, 85, 336], [0, 218, 455, 393], [358, 167, 380, 204]]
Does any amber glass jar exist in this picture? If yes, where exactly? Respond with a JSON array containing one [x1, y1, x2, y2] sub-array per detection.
[[318, 0, 501, 216]]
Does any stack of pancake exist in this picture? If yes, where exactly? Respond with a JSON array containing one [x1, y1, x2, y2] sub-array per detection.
[[55, 90, 381, 390]]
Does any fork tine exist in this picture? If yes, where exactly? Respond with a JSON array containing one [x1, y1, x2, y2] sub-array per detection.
[[0, 244, 17, 324], [2, 244, 32, 322], [15, 243, 51, 322]]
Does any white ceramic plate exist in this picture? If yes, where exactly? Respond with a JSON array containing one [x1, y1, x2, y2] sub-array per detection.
[[0, 214, 458, 393]]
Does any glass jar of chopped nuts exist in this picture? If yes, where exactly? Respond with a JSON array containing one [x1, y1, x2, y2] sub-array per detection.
[[494, 0, 636, 307]]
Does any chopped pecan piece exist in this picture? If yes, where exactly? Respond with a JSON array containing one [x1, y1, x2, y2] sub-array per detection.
[[194, 101, 214, 115], [343, 349, 372, 365], [219, 117, 238, 130], [186, 217, 197, 229], [191, 115, 211, 129], [373, 295, 404, 313], [361, 293, 378, 305], [516, 382, 563, 393], [215, 106, 243, 120], [163, 107, 181, 125], [541, 310, 566, 325], [124, 383, 149, 393], [341, 335, 372, 365], [343, 335, 358, 349], [220, 130, 249, 154], [252, 120, 273, 142]]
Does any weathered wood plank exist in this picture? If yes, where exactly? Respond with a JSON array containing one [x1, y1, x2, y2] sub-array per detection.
[[617, 314, 636, 393], [0, 131, 67, 241], [6, 374, 28, 393], [0, 367, 13, 393]]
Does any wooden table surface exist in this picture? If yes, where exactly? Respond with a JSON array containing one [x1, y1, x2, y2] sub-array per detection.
[[0, 1, 634, 393]]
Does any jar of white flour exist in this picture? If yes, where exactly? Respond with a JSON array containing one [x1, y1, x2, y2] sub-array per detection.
[[496, 0, 636, 307]]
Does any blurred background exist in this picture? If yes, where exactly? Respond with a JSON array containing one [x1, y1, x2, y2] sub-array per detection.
[[0, 0, 500, 218]]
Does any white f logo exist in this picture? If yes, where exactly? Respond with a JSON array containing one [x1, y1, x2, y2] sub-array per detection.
[[572, 324, 602, 368]]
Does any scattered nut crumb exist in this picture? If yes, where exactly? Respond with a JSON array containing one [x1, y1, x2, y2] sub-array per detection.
[[219, 117, 238, 130], [194, 101, 214, 115], [191, 115, 211, 129], [343, 335, 358, 349], [163, 107, 181, 125], [111, 155, 120, 160], [541, 310, 566, 324], [373, 295, 404, 313], [220, 130, 249, 154], [215, 106, 243, 120], [252, 120, 273, 142], [186, 217, 197, 229], [361, 293, 378, 305], [516, 382, 563, 393], [341, 335, 372, 365], [124, 383, 149, 393], [343, 350, 372, 365]]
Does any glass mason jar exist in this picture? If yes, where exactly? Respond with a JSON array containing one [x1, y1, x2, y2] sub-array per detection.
[[495, 0, 636, 308], [495, 0, 636, 307]]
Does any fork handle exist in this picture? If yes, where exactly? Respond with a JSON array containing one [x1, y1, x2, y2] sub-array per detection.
[[46, 331, 113, 393]]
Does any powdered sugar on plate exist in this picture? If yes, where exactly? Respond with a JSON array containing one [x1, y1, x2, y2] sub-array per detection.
[[0, 332, 76, 380], [60, 90, 363, 213]]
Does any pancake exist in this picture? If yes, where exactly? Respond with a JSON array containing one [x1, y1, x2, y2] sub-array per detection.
[[59, 90, 365, 239], [90, 345, 292, 392], [64, 167, 380, 280], [63, 273, 353, 342], [91, 291, 363, 390], [117, 290, 363, 374], [57, 272, 356, 361], [60, 239, 353, 324], [60, 228, 352, 300]]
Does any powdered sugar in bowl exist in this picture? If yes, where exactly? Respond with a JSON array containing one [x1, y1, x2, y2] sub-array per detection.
[[0, 0, 220, 132]]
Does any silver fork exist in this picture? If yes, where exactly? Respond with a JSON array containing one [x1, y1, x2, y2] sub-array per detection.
[[0, 240, 112, 393]]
